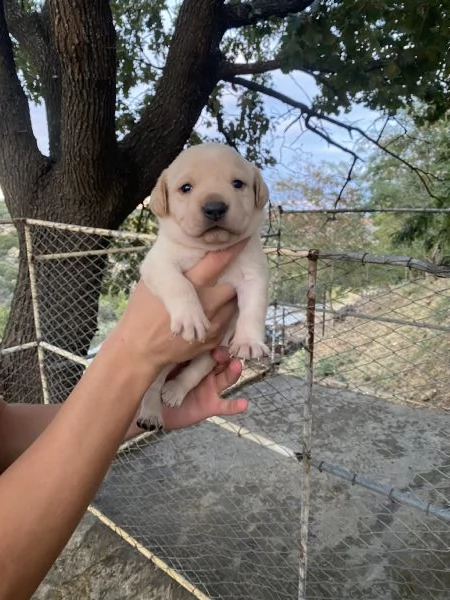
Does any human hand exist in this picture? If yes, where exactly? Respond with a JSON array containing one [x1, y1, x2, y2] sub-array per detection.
[[124, 347, 247, 438], [109, 238, 249, 375], [162, 347, 247, 429]]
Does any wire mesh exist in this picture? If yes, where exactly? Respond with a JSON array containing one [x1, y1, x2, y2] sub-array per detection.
[[0, 221, 40, 404], [1, 212, 450, 599]]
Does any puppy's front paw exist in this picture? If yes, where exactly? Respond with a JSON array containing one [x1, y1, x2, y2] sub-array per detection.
[[230, 339, 270, 361], [161, 380, 186, 408], [170, 306, 210, 343]]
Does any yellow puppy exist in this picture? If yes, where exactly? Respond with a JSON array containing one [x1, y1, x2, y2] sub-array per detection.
[[137, 143, 269, 430]]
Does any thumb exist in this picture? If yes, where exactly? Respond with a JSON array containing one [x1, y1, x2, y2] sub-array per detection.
[[216, 397, 248, 416]]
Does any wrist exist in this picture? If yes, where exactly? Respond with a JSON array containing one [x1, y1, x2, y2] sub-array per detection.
[[100, 327, 163, 391]]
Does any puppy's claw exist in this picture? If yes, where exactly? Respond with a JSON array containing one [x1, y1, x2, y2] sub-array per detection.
[[162, 380, 186, 408], [170, 308, 210, 343], [137, 415, 164, 431], [229, 340, 270, 361]]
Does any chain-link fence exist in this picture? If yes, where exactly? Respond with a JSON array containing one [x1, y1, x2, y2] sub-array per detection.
[[1, 212, 449, 599]]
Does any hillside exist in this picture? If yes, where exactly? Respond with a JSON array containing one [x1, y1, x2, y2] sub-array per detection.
[[281, 274, 450, 411]]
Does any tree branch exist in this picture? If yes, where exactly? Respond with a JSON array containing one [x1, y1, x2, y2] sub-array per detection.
[[47, 0, 117, 190], [230, 74, 356, 158], [228, 75, 442, 201], [120, 0, 225, 210], [212, 100, 239, 150], [223, 0, 315, 29], [333, 154, 357, 209], [229, 75, 311, 115], [219, 58, 284, 78], [4, 1, 46, 59], [302, 113, 359, 159], [5, 1, 62, 159], [0, 0, 47, 210], [218, 58, 342, 100]]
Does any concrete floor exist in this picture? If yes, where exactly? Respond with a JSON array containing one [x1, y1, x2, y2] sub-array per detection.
[[35, 375, 450, 599]]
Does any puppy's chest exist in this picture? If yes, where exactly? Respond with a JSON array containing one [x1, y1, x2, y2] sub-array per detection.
[[178, 255, 246, 287], [176, 250, 250, 288], [217, 261, 247, 288]]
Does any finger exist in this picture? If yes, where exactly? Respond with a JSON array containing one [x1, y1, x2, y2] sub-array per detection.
[[186, 238, 249, 287], [212, 362, 228, 376], [216, 397, 248, 417], [214, 358, 242, 393], [210, 346, 232, 364], [211, 347, 232, 375]]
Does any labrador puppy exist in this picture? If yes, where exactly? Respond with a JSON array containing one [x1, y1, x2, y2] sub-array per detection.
[[137, 143, 269, 430]]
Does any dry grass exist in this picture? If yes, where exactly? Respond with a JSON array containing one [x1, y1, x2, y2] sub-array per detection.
[[280, 275, 450, 411]]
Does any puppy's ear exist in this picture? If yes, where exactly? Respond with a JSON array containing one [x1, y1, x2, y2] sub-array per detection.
[[253, 166, 269, 209], [149, 170, 169, 217]]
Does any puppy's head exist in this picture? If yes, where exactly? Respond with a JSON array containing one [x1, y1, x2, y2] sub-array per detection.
[[149, 143, 269, 248]]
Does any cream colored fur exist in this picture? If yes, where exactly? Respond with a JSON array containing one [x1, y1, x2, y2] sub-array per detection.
[[136, 143, 269, 430]]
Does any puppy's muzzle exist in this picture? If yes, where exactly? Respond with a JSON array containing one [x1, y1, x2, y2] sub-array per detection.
[[202, 200, 228, 222]]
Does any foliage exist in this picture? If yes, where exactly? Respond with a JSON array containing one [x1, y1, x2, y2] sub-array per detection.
[[110, 0, 174, 134], [0, 220, 18, 338], [11, 0, 450, 177], [91, 291, 129, 349], [12, 0, 285, 169], [280, 0, 450, 123], [364, 115, 450, 262], [99, 205, 156, 298], [275, 161, 371, 251]]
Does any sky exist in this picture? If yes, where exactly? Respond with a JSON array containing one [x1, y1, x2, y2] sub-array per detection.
[[28, 68, 382, 189], [1, 64, 382, 212]]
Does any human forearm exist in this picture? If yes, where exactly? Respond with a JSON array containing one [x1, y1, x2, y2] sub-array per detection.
[[0, 402, 60, 474], [0, 335, 157, 600], [0, 398, 143, 475]]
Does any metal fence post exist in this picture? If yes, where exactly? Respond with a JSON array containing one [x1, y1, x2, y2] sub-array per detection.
[[24, 220, 51, 404], [298, 249, 318, 599]]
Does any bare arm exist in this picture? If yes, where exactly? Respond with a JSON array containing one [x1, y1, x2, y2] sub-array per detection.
[[0, 337, 156, 600], [0, 240, 247, 600], [0, 398, 144, 475], [0, 347, 247, 475]]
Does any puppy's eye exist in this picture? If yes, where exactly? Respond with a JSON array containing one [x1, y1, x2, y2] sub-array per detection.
[[180, 183, 192, 194], [233, 179, 244, 189]]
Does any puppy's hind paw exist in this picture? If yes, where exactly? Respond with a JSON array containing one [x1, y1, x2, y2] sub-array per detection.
[[230, 340, 270, 361], [161, 380, 186, 408], [136, 414, 164, 432]]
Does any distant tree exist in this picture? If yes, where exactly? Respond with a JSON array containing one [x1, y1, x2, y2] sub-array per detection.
[[280, 1, 450, 123], [365, 115, 450, 263], [275, 161, 370, 250]]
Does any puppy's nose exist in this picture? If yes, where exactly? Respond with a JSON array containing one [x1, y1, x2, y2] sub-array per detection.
[[202, 201, 228, 222]]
